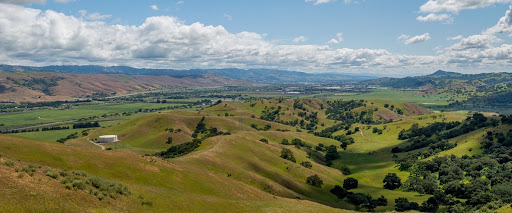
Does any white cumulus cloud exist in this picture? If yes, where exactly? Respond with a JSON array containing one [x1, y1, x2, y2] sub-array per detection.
[[0, 0, 44, 4], [486, 5, 512, 35], [305, 0, 337, 5], [447, 35, 464, 40], [293, 36, 307, 43], [1, 3, 512, 74], [419, 0, 512, 13], [150, 5, 159, 11], [328, 33, 343, 44], [398, 33, 431, 45], [417, 13, 453, 23]]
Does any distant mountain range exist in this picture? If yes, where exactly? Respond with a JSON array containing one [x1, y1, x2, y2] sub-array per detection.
[[0, 64, 377, 83]]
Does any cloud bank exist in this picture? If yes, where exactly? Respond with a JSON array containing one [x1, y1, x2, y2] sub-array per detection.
[[0, 3, 511, 74]]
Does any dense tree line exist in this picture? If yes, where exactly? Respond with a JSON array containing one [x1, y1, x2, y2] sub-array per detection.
[[154, 139, 202, 158], [73, 121, 100, 129], [393, 113, 494, 154], [42, 126, 70, 131], [0, 100, 91, 110]]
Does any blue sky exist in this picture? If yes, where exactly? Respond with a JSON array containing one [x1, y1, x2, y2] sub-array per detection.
[[1, 0, 512, 75]]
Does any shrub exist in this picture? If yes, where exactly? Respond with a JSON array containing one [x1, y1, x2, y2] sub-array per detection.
[[259, 138, 268, 144], [22, 164, 37, 176], [59, 170, 130, 201], [281, 139, 289, 145], [2, 160, 14, 167], [306, 174, 323, 188], [340, 166, 352, 175], [141, 199, 153, 207], [300, 161, 313, 169], [45, 168, 59, 179]]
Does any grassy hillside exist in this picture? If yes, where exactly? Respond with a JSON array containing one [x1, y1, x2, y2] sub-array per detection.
[[2, 97, 508, 212], [0, 72, 245, 102]]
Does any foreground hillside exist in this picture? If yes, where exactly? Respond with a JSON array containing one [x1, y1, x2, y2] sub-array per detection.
[[1, 97, 512, 212], [0, 72, 245, 102]]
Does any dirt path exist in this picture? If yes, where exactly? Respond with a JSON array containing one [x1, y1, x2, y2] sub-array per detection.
[[88, 138, 105, 150], [358, 125, 366, 138]]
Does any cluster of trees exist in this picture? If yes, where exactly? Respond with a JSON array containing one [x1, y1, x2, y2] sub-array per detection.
[[313, 124, 355, 150], [0, 100, 91, 110], [300, 161, 312, 168], [73, 121, 100, 129], [330, 177, 388, 211], [0, 128, 40, 134], [56, 132, 78, 143], [250, 123, 272, 131], [372, 127, 383, 135], [191, 117, 230, 139], [42, 126, 70, 131], [2, 125, 71, 135], [398, 121, 460, 140], [391, 125, 512, 212], [260, 106, 281, 121], [281, 138, 311, 149], [154, 139, 202, 158], [325, 100, 364, 122], [393, 113, 494, 155]]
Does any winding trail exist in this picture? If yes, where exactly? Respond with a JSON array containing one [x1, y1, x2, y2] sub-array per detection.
[[358, 125, 366, 138]]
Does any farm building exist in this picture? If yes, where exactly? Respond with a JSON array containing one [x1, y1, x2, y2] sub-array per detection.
[[98, 135, 119, 143]]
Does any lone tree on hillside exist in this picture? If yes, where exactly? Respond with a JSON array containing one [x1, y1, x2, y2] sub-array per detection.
[[280, 148, 296, 163], [306, 174, 323, 188], [343, 177, 359, 190], [383, 173, 402, 190]]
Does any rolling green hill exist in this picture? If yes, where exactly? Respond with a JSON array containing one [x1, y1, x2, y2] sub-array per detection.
[[1, 97, 511, 212]]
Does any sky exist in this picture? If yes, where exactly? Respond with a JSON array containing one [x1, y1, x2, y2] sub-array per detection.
[[1, 0, 512, 76]]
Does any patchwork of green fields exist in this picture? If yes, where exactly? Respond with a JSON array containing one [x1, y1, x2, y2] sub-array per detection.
[[0, 103, 186, 127]]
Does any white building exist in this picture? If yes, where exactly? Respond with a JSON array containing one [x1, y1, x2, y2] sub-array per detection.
[[98, 135, 118, 143]]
